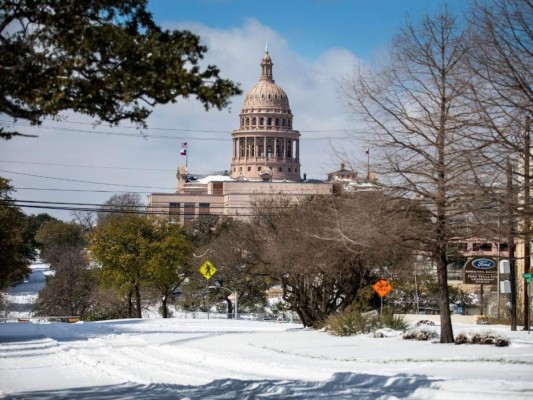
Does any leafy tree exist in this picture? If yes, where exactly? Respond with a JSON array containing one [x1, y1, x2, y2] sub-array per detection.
[[89, 214, 194, 318], [33, 219, 96, 318], [34, 248, 97, 318], [21, 213, 59, 260], [0, 177, 31, 288], [35, 220, 85, 265], [88, 214, 151, 318], [0, 0, 241, 139], [145, 219, 192, 318]]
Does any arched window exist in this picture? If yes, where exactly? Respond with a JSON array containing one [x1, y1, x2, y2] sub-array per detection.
[[267, 117, 272, 126], [282, 119, 286, 127], [252, 117, 257, 125], [259, 117, 264, 126], [275, 118, 279, 126], [246, 117, 250, 126]]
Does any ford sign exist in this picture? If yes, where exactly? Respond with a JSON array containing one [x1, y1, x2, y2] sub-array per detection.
[[472, 258, 496, 270]]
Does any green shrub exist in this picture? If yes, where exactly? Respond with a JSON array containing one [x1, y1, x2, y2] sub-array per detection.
[[322, 307, 409, 336], [379, 310, 409, 331]]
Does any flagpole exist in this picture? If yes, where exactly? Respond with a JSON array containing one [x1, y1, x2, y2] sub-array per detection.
[[366, 148, 370, 181]]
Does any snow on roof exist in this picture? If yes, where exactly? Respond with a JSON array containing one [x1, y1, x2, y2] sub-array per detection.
[[197, 175, 234, 184]]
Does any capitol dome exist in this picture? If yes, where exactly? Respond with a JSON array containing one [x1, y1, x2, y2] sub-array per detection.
[[231, 50, 301, 182], [242, 53, 290, 110]]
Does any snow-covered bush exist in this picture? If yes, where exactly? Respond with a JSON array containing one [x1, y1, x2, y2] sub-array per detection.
[[403, 328, 439, 341], [455, 331, 509, 347], [415, 320, 436, 327]]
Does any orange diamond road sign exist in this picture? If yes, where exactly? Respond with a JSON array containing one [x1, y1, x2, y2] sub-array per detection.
[[372, 279, 393, 298]]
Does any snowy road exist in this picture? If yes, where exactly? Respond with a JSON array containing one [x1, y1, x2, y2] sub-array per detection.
[[3, 262, 48, 318], [1, 264, 533, 399]]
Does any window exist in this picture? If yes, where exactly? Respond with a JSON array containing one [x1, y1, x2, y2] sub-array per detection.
[[473, 242, 492, 252], [212, 182, 223, 195], [259, 117, 264, 125], [279, 167, 282, 172], [288, 168, 291, 172], [199, 203, 210, 215], [247, 166, 251, 171], [169, 202, 180, 222], [258, 166, 262, 171], [451, 242, 468, 252], [184, 203, 195, 226], [267, 117, 272, 125], [252, 117, 256, 125], [275, 118, 279, 126]]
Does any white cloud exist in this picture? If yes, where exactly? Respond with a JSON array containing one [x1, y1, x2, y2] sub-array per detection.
[[2, 19, 367, 220]]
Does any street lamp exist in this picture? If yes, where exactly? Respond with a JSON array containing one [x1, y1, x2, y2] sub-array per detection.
[[208, 285, 238, 319]]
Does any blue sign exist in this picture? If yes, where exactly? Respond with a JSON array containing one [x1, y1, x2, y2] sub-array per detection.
[[472, 258, 496, 270]]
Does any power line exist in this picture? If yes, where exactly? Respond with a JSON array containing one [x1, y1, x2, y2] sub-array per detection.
[[14, 187, 156, 194], [0, 169, 175, 190], [0, 119, 365, 139], [0, 160, 175, 172]]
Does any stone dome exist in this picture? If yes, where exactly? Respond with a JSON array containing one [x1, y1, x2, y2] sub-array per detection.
[[242, 51, 290, 111], [231, 49, 301, 182], [243, 81, 289, 109]]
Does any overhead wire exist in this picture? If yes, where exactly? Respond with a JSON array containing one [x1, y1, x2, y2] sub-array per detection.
[[0, 118, 365, 139]]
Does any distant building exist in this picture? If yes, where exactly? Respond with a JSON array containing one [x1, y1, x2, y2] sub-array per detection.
[[148, 50, 375, 225]]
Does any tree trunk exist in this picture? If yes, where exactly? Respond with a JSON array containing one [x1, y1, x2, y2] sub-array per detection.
[[135, 284, 142, 318], [161, 295, 168, 318], [225, 296, 233, 319], [128, 290, 133, 318]]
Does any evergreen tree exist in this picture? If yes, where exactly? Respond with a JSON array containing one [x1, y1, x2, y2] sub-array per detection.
[[0, 0, 241, 139]]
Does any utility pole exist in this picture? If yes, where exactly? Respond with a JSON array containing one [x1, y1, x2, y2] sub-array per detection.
[[524, 115, 531, 329], [508, 161, 517, 331]]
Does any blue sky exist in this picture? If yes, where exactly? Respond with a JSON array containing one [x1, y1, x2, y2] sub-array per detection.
[[148, 0, 469, 60], [3, 0, 471, 220]]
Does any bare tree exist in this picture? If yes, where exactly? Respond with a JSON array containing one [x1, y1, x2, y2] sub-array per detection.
[[466, 0, 533, 328], [250, 193, 416, 327], [97, 192, 144, 224], [342, 9, 474, 342]]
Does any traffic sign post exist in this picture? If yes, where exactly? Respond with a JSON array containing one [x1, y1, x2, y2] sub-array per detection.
[[523, 273, 533, 334], [199, 261, 217, 320], [372, 279, 393, 315], [199, 261, 217, 280]]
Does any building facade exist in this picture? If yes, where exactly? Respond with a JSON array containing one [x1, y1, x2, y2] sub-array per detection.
[[148, 50, 370, 225]]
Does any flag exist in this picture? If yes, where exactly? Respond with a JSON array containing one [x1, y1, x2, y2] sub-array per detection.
[[365, 148, 369, 155], [181, 142, 187, 148], [180, 149, 187, 156]]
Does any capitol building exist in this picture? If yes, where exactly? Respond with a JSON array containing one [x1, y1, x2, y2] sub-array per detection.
[[148, 50, 373, 224]]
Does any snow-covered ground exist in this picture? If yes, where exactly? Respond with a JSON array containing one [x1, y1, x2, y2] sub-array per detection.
[[1, 264, 533, 399]]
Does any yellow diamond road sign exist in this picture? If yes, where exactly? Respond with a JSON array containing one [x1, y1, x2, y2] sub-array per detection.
[[199, 261, 217, 280]]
